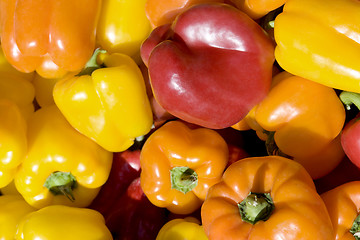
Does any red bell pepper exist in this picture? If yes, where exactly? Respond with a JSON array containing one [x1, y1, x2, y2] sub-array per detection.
[[141, 3, 274, 129], [89, 150, 142, 215], [105, 178, 168, 240]]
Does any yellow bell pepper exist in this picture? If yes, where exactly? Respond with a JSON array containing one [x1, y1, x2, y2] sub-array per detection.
[[96, 0, 151, 63], [14, 104, 113, 209], [0, 46, 34, 82], [156, 217, 208, 240], [274, 0, 360, 93], [0, 195, 36, 240], [53, 50, 153, 152], [1, 180, 21, 195], [0, 100, 27, 188], [15, 205, 113, 240]]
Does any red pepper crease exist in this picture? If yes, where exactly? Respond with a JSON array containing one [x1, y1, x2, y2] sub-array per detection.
[[141, 3, 275, 129]]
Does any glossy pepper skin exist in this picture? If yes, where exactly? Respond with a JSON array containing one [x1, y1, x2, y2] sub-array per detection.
[[201, 156, 334, 240], [229, 0, 286, 19], [0, 0, 100, 79], [274, 0, 360, 93], [140, 120, 229, 214], [321, 181, 360, 240], [145, 0, 224, 28], [96, 0, 152, 62], [233, 72, 346, 179], [15, 205, 113, 240], [0, 195, 36, 239], [14, 104, 113, 209], [141, 3, 274, 129], [0, 100, 27, 188], [156, 217, 208, 240], [105, 178, 168, 240], [53, 51, 153, 152], [89, 150, 142, 215]]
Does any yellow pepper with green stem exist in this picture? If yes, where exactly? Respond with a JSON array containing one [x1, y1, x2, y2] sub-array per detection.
[[14, 104, 113, 209], [53, 50, 153, 152], [274, 0, 360, 92]]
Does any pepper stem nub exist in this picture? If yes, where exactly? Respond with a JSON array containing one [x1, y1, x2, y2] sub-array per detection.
[[350, 214, 360, 240], [339, 91, 360, 111], [238, 192, 275, 224], [170, 167, 198, 194], [44, 171, 77, 202]]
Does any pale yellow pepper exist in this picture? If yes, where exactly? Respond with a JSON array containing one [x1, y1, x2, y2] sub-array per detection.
[[53, 51, 153, 152], [156, 217, 208, 240], [0, 195, 36, 240], [14, 104, 113, 209], [15, 205, 113, 240], [96, 0, 152, 63]]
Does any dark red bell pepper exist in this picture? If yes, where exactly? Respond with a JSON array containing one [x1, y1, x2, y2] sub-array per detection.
[[89, 150, 142, 215], [140, 3, 274, 129], [105, 178, 168, 240]]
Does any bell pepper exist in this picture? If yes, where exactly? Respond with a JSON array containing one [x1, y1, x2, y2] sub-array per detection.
[[53, 50, 153, 152], [0, 0, 101, 79], [0, 46, 34, 82], [156, 217, 208, 240], [105, 178, 168, 240], [315, 156, 360, 195], [14, 104, 113, 209], [201, 156, 334, 240], [145, 0, 224, 28], [15, 205, 113, 240], [140, 120, 229, 214], [89, 149, 142, 215], [338, 91, 360, 170], [321, 181, 360, 240], [96, 0, 152, 63], [233, 71, 346, 179], [0, 100, 27, 188], [0, 66, 35, 120], [274, 0, 360, 93], [141, 3, 274, 129], [1, 180, 21, 195], [229, 0, 286, 19], [0, 195, 36, 240]]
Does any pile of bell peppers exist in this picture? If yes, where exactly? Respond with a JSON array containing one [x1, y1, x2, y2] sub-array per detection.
[[1, 0, 360, 239]]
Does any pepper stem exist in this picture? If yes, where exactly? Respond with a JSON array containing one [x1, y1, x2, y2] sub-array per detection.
[[170, 167, 198, 194], [76, 48, 107, 76], [44, 171, 77, 202], [265, 131, 291, 158], [350, 214, 360, 239], [238, 192, 275, 224], [339, 91, 360, 111]]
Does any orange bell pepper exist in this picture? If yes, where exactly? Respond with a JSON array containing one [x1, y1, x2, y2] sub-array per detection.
[[140, 120, 229, 215], [233, 71, 346, 179], [145, 0, 224, 28], [229, 0, 286, 19], [0, 0, 101, 79], [201, 156, 334, 240], [321, 181, 360, 240]]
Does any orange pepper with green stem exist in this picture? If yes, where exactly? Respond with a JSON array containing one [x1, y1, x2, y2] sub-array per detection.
[[201, 156, 334, 240], [321, 181, 360, 240], [233, 71, 346, 179], [0, 0, 101, 79], [140, 120, 229, 215]]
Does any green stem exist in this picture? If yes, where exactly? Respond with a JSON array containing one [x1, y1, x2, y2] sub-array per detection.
[[339, 91, 360, 111], [170, 167, 198, 194], [350, 214, 360, 239], [76, 48, 107, 76], [44, 171, 77, 202], [238, 192, 275, 224]]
